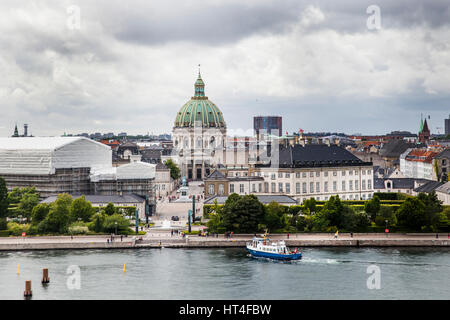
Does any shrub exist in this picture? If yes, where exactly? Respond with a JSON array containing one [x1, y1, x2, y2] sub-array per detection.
[[7, 222, 30, 236], [68, 225, 89, 235], [0, 218, 7, 230]]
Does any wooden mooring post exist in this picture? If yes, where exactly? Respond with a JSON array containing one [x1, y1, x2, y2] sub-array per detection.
[[24, 280, 32, 297], [42, 268, 50, 284]]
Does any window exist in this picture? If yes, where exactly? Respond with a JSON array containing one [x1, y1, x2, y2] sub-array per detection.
[[296, 182, 300, 194], [316, 171, 320, 177], [349, 170, 353, 176], [252, 184, 256, 193], [342, 171, 346, 176], [349, 180, 353, 191], [258, 183, 262, 193], [355, 180, 359, 190], [240, 184, 244, 193], [278, 183, 283, 192], [296, 172, 300, 178], [285, 173, 290, 178], [286, 183, 290, 193], [302, 182, 307, 194], [208, 184, 215, 195], [271, 173, 276, 180], [324, 181, 328, 192], [278, 172, 283, 178], [362, 194, 366, 200], [302, 172, 307, 178], [367, 179, 372, 189], [316, 182, 320, 193], [342, 181, 346, 191], [362, 170, 366, 175], [218, 184, 224, 195], [362, 180, 366, 190], [333, 171, 337, 176], [271, 183, 276, 193], [310, 182, 314, 193], [324, 171, 328, 177], [367, 169, 371, 175], [310, 172, 314, 177], [264, 182, 269, 193], [230, 184, 234, 193], [333, 181, 337, 191], [349, 194, 353, 200]]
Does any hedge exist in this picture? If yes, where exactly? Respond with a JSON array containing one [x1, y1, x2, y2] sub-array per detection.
[[203, 203, 402, 216], [0, 230, 10, 237]]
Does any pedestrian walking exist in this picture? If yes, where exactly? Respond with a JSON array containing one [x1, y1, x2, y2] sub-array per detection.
[[436, 233, 439, 239], [287, 233, 290, 239], [121, 235, 123, 242], [334, 230, 339, 239], [350, 232, 353, 238]]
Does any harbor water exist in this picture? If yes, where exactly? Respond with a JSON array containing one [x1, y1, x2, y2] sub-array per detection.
[[0, 247, 449, 300]]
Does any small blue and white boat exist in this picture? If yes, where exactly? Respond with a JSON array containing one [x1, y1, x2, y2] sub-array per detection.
[[246, 237, 302, 261]]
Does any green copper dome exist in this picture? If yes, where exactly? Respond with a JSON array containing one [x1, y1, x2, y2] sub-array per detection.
[[174, 72, 226, 128]]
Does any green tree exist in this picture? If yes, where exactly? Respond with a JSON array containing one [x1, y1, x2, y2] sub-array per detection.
[[31, 203, 50, 225], [222, 194, 265, 233], [164, 159, 181, 180], [18, 193, 39, 222], [0, 178, 8, 228], [104, 202, 116, 216], [103, 214, 131, 234], [417, 192, 443, 229], [375, 206, 397, 227], [396, 198, 427, 231], [264, 201, 286, 231], [69, 196, 95, 222], [43, 194, 73, 233], [303, 198, 317, 214], [364, 195, 381, 221]]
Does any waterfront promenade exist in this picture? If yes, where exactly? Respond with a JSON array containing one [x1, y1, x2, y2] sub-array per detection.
[[0, 232, 449, 251]]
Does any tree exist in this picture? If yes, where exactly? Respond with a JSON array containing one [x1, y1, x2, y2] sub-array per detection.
[[222, 194, 265, 233], [364, 195, 381, 221], [0, 177, 8, 223], [70, 196, 95, 222], [103, 214, 131, 234], [264, 201, 285, 231], [417, 192, 443, 229], [375, 206, 397, 227], [104, 203, 116, 216], [164, 159, 181, 180], [18, 193, 39, 222], [31, 203, 50, 225], [396, 198, 427, 231], [303, 198, 317, 214], [43, 194, 73, 233]]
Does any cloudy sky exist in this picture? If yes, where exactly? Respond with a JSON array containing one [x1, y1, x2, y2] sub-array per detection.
[[0, 0, 449, 137]]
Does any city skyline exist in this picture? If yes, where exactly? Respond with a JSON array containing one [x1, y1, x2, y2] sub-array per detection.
[[1, 1, 449, 137]]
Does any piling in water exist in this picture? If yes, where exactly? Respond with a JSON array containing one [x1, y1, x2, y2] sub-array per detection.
[[42, 268, 50, 284], [24, 280, 32, 297]]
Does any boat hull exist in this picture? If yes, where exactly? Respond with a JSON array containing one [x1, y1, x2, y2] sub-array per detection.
[[246, 247, 302, 260]]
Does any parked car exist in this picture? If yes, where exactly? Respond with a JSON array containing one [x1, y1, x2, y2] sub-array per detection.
[[171, 216, 180, 221]]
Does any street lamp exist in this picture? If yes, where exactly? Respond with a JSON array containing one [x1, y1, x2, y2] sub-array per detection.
[[385, 220, 388, 238]]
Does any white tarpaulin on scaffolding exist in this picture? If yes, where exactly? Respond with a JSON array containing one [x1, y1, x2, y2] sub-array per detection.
[[90, 161, 156, 182], [0, 137, 112, 175]]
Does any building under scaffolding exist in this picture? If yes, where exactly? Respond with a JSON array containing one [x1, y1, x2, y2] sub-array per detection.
[[0, 138, 156, 215]]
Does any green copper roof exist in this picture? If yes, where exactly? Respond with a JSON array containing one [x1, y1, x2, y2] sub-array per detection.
[[174, 73, 226, 128]]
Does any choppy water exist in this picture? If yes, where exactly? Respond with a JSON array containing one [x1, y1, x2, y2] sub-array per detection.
[[0, 247, 449, 299]]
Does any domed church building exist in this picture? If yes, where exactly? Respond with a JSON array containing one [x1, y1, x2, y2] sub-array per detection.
[[173, 71, 227, 180]]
